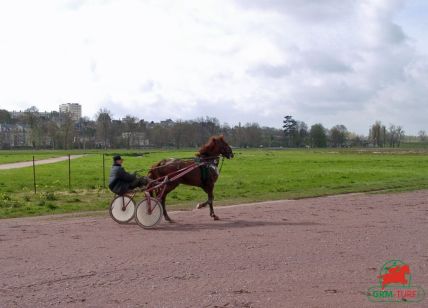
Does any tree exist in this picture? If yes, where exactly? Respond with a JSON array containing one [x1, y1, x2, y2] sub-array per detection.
[[369, 121, 386, 147], [348, 133, 368, 147], [122, 115, 138, 148], [43, 119, 59, 149], [0, 110, 11, 123], [243, 123, 263, 147], [283, 115, 297, 147], [171, 120, 186, 149], [387, 124, 405, 148], [329, 124, 348, 147], [79, 118, 96, 149], [310, 123, 327, 147], [395, 126, 404, 147], [148, 123, 171, 147], [293, 121, 309, 147], [193, 117, 221, 146], [24, 106, 41, 148], [59, 112, 75, 150], [418, 130, 426, 142], [96, 108, 112, 149]]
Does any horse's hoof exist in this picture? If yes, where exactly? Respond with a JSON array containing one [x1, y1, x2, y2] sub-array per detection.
[[213, 215, 220, 221], [165, 217, 175, 223], [196, 203, 206, 209]]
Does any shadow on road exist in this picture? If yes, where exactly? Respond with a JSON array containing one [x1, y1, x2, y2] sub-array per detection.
[[149, 219, 323, 232]]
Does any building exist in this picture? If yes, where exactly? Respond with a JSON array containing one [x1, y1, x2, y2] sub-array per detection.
[[0, 123, 32, 148], [59, 103, 82, 121], [11, 110, 52, 119]]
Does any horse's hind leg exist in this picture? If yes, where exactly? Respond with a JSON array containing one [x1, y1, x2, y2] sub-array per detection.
[[160, 183, 179, 223], [196, 200, 209, 209], [160, 194, 174, 223]]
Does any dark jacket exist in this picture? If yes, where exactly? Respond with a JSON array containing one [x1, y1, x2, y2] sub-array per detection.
[[109, 163, 137, 195]]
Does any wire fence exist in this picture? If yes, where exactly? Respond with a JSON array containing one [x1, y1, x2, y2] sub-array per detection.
[[29, 154, 108, 194]]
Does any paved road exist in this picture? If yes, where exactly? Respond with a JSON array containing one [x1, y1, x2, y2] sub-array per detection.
[[0, 155, 85, 170], [0, 190, 427, 307]]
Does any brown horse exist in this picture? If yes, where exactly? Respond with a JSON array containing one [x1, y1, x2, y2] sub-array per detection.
[[148, 135, 234, 222]]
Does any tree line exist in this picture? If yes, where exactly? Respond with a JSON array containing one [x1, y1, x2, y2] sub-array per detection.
[[282, 116, 426, 148], [0, 108, 426, 149]]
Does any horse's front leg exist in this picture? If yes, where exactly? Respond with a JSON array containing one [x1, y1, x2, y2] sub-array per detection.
[[207, 190, 219, 221], [196, 186, 210, 209]]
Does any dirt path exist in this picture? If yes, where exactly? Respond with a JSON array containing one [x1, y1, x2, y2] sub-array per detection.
[[0, 155, 85, 170], [0, 191, 427, 307]]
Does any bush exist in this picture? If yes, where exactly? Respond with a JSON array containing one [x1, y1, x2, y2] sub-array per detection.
[[45, 192, 57, 201], [40, 192, 57, 201], [0, 193, 22, 208], [0, 192, 11, 201], [47, 204, 58, 210]]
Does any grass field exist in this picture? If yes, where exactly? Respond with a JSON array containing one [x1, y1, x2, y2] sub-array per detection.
[[1, 148, 428, 218]]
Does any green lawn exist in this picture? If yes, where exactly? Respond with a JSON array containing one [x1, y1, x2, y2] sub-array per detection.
[[0, 148, 427, 218]]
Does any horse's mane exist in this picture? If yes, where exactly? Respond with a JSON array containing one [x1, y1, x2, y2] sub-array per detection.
[[197, 135, 224, 157]]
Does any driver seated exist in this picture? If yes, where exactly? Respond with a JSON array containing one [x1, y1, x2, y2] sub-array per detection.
[[109, 155, 149, 195]]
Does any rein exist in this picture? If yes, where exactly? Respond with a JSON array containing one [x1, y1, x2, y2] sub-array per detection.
[[147, 155, 224, 173], [218, 156, 225, 174]]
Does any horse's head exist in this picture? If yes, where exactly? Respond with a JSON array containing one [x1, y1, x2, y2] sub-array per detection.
[[198, 135, 234, 159], [401, 265, 410, 274], [214, 135, 234, 159]]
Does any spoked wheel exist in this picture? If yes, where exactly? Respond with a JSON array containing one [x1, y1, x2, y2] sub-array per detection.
[[110, 195, 136, 224], [135, 197, 163, 229]]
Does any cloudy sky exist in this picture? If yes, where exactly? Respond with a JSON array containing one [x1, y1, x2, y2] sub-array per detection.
[[0, 0, 427, 134]]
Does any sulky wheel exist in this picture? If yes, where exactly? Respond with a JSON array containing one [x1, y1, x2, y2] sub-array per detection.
[[109, 195, 136, 224], [135, 197, 163, 229]]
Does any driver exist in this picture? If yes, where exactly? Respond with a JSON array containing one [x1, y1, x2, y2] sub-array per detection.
[[109, 155, 149, 195]]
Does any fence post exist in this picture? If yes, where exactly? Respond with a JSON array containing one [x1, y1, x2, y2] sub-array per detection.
[[33, 156, 36, 194], [103, 153, 106, 188], [68, 154, 71, 190]]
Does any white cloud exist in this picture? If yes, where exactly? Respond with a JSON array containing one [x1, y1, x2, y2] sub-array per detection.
[[0, 0, 427, 134]]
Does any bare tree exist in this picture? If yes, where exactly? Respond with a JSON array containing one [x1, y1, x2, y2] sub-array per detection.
[[96, 108, 112, 149], [24, 106, 42, 148], [122, 115, 138, 148], [396, 126, 404, 147], [80, 118, 96, 149], [387, 124, 397, 147], [369, 121, 386, 147], [419, 130, 427, 142], [44, 119, 59, 149], [387, 124, 405, 147], [59, 112, 75, 150]]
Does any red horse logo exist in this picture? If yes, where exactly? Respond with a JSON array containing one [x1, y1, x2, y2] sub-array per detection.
[[377, 264, 410, 289]]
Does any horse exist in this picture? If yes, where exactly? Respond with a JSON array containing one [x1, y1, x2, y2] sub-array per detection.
[[378, 264, 410, 289], [148, 135, 234, 222]]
